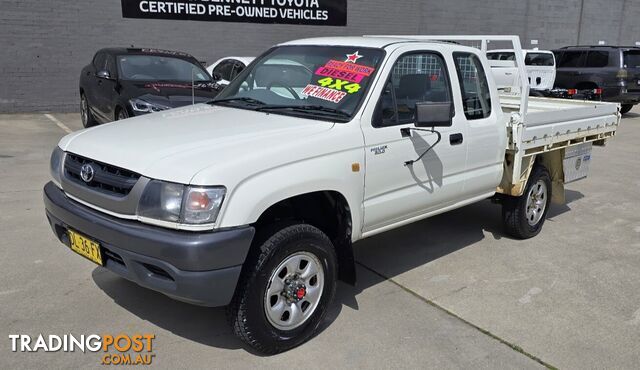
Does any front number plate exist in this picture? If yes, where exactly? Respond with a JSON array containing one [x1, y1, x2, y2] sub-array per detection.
[[68, 229, 103, 266]]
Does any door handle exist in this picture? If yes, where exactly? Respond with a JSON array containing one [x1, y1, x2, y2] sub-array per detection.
[[449, 133, 463, 145]]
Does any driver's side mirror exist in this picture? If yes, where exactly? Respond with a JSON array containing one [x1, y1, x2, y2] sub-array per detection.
[[96, 70, 112, 80], [415, 101, 453, 127], [212, 72, 222, 81]]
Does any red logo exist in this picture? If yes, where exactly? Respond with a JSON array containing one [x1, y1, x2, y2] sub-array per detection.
[[345, 51, 363, 63]]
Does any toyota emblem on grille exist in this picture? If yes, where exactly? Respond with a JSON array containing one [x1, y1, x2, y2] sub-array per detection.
[[80, 164, 95, 183]]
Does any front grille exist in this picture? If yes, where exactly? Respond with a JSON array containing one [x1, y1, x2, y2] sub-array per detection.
[[64, 153, 140, 197]]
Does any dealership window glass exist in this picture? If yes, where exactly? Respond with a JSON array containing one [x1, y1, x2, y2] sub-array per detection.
[[623, 50, 640, 68], [213, 46, 385, 122], [453, 52, 492, 120], [585, 51, 609, 68], [376, 52, 452, 127], [557, 51, 586, 68], [525, 53, 555, 66], [117, 55, 210, 82]]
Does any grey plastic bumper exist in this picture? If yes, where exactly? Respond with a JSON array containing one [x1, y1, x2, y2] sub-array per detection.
[[43, 182, 255, 307]]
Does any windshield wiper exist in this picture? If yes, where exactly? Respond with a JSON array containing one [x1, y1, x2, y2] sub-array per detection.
[[255, 105, 351, 119], [209, 97, 267, 106]]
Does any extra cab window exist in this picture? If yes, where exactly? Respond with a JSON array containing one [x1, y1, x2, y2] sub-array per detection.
[[376, 52, 452, 127], [453, 52, 492, 120]]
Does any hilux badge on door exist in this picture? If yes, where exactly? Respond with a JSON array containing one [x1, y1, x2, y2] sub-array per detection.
[[371, 145, 388, 155], [80, 164, 95, 183]]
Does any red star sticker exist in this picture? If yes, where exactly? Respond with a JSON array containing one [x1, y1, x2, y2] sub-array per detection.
[[345, 51, 363, 63]]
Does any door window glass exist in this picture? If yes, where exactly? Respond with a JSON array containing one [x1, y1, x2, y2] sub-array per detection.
[[105, 56, 117, 76], [453, 52, 492, 120], [376, 52, 452, 127], [585, 51, 609, 68], [213, 61, 233, 80], [93, 53, 107, 70], [557, 51, 586, 68]]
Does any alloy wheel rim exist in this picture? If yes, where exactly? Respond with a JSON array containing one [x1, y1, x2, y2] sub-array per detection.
[[526, 180, 547, 226], [264, 251, 324, 331]]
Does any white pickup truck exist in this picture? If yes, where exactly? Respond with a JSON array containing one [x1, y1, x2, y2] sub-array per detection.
[[487, 48, 557, 92], [44, 35, 620, 354]]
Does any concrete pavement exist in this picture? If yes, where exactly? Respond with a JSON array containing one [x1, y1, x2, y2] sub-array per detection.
[[0, 109, 638, 369]]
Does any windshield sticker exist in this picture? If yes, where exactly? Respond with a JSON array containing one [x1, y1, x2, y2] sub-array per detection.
[[302, 84, 347, 103], [323, 60, 375, 77], [144, 82, 215, 92], [345, 51, 364, 63], [315, 66, 364, 83], [316, 77, 361, 94]]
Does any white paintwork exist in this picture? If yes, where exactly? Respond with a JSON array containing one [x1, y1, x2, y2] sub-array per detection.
[[56, 35, 620, 241], [487, 49, 556, 91]]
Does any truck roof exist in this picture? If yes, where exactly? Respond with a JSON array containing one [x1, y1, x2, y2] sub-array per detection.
[[279, 36, 457, 49], [488, 49, 554, 54]]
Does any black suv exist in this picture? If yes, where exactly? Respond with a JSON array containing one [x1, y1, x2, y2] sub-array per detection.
[[79, 48, 219, 127], [553, 46, 640, 114]]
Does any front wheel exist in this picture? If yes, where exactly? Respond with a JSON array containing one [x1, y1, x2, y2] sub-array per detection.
[[227, 224, 337, 354], [502, 165, 552, 239], [80, 93, 97, 128], [620, 104, 634, 115], [115, 107, 129, 121]]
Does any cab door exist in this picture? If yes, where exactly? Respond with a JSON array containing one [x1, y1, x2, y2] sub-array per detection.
[[361, 48, 468, 233], [451, 51, 505, 199]]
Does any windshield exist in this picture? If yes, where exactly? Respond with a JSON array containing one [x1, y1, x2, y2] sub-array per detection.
[[117, 55, 210, 82], [525, 53, 554, 66], [624, 50, 640, 68], [212, 45, 385, 121]]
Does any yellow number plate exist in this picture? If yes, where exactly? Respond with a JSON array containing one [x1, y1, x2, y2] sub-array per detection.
[[68, 230, 103, 266]]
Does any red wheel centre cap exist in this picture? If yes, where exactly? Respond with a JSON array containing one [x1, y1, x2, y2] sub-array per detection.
[[296, 287, 306, 299]]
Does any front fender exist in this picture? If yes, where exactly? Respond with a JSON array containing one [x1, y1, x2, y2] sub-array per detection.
[[217, 149, 365, 241]]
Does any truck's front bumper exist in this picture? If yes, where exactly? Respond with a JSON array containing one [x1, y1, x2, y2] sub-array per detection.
[[43, 182, 255, 307]]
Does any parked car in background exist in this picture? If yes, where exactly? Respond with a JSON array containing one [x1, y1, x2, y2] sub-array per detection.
[[79, 48, 219, 127], [552, 45, 640, 114], [206, 56, 255, 89], [487, 49, 556, 93]]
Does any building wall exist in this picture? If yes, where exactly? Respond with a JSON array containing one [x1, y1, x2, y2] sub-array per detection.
[[0, 0, 638, 112]]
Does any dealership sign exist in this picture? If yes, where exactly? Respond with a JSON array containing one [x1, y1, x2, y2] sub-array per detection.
[[121, 0, 347, 26]]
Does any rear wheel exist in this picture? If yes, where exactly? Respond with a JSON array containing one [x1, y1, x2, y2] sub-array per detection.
[[80, 93, 97, 128], [502, 165, 552, 239], [227, 224, 337, 355], [620, 104, 634, 115]]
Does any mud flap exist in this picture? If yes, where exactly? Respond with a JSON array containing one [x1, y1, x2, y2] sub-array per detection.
[[539, 150, 565, 204]]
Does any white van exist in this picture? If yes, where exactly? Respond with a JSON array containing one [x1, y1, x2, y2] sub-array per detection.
[[487, 49, 556, 92]]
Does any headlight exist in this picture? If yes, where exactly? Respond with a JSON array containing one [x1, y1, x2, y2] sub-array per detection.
[[50, 146, 64, 186], [136, 180, 226, 226], [129, 98, 170, 113]]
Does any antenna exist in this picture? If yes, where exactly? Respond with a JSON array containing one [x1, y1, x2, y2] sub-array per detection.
[[192, 67, 195, 105]]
